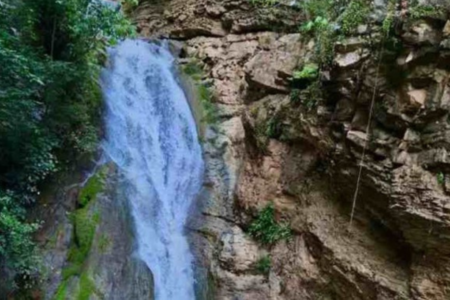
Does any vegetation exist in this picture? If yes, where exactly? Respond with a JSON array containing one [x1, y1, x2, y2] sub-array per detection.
[[409, 4, 446, 20], [182, 60, 218, 124], [98, 234, 111, 253], [53, 280, 68, 300], [293, 63, 319, 80], [121, 0, 139, 14], [266, 117, 282, 139], [437, 172, 445, 186], [77, 272, 98, 300], [53, 167, 105, 299], [248, 203, 291, 245], [249, 0, 279, 7], [0, 193, 40, 290], [78, 167, 108, 207], [382, 0, 397, 35], [0, 0, 133, 291], [256, 255, 272, 275], [67, 169, 105, 275], [340, 0, 370, 35]]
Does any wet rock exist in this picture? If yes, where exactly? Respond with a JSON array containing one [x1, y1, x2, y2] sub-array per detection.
[[38, 165, 154, 300]]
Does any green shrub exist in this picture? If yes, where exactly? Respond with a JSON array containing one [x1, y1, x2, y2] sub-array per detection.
[[248, 203, 291, 245], [0, 193, 39, 291]]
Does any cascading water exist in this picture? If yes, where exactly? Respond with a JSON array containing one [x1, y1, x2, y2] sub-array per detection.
[[101, 39, 203, 300]]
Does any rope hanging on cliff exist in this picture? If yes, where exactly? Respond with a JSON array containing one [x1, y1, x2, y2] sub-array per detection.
[[348, 39, 386, 230]]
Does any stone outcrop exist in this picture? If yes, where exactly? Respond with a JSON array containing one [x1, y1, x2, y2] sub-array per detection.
[[36, 164, 153, 300], [136, 0, 450, 299]]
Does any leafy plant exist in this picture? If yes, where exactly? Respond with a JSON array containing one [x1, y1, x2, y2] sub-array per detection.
[[293, 63, 319, 80], [340, 0, 370, 35], [302, 80, 323, 110], [266, 117, 282, 139], [248, 203, 291, 245], [409, 4, 445, 20], [380, 0, 400, 36], [0, 193, 40, 291], [290, 89, 301, 103], [302, 16, 329, 33], [256, 255, 272, 275], [437, 172, 445, 185]]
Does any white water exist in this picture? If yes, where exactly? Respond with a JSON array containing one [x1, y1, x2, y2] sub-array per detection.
[[101, 40, 203, 300]]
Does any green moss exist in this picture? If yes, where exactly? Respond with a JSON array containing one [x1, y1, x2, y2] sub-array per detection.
[[198, 83, 218, 124], [77, 273, 97, 300], [182, 59, 218, 125], [53, 281, 68, 300], [67, 207, 99, 268], [98, 234, 111, 253], [59, 167, 106, 292], [62, 264, 82, 280], [78, 166, 108, 207]]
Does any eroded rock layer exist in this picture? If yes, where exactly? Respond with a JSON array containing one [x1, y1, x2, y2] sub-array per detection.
[[136, 0, 450, 299]]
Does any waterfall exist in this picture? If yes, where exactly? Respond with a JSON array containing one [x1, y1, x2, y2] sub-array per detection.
[[101, 39, 203, 300]]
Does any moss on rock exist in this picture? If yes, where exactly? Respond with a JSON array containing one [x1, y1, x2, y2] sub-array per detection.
[[53, 166, 107, 299], [78, 166, 108, 207]]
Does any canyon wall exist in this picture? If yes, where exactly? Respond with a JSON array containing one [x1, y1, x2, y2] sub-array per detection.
[[135, 0, 450, 299]]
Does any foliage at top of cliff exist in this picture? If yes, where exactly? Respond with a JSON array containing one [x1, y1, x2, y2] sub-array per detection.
[[0, 0, 134, 294]]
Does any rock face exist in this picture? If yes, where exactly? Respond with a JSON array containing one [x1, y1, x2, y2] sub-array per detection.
[[136, 0, 450, 299], [36, 164, 153, 299]]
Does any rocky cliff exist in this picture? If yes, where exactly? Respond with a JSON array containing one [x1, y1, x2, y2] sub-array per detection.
[[135, 0, 450, 299], [35, 164, 153, 300]]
